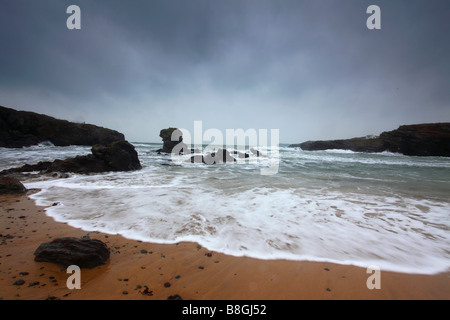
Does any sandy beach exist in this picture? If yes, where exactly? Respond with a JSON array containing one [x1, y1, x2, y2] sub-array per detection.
[[0, 192, 448, 300]]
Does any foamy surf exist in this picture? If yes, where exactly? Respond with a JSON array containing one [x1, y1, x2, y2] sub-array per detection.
[[27, 180, 449, 275], [2, 142, 448, 275]]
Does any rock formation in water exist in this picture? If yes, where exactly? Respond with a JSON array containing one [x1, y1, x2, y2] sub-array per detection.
[[289, 123, 450, 157], [0, 105, 125, 148], [157, 127, 262, 164], [190, 148, 237, 164], [0, 140, 142, 175], [157, 127, 188, 153]]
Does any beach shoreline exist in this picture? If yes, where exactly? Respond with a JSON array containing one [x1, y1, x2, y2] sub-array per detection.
[[0, 192, 448, 300]]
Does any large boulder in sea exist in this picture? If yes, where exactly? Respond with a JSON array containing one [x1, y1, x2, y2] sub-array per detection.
[[34, 237, 110, 268], [91, 140, 142, 171], [0, 176, 27, 194], [0, 140, 142, 175], [0, 105, 125, 148]]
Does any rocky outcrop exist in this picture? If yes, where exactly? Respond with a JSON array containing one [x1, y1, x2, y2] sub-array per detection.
[[290, 123, 450, 157], [157, 127, 264, 164], [34, 237, 110, 268], [157, 128, 186, 153], [379, 123, 450, 156], [292, 136, 385, 153], [0, 105, 125, 148], [1, 140, 142, 175], [0, 176, 27, 194], [190, 148, 237, 164], [91, 140, 142, 171]]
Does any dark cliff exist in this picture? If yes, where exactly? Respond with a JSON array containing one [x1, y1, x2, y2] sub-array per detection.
[[380, 123, 450, 157], [289, 123, 450, 157], [0, 105, 125, 148]]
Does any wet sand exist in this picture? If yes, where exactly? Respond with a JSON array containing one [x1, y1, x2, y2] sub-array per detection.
[[0, 192, 449, 300]]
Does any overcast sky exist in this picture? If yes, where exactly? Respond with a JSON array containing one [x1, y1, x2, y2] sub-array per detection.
[[0, 0, 449, 144]]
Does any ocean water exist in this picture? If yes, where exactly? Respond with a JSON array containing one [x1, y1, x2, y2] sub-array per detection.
[[1, 142, 449, 274]]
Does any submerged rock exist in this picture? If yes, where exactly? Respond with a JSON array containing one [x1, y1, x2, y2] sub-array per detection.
[[34, 237, 110, 268], [190, 148, 237, 164]]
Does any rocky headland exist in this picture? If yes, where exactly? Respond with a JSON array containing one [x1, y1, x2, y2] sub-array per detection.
[[0, 105, 124, 148], [289, 123, 450, 157], [0, 106, 141, 179]]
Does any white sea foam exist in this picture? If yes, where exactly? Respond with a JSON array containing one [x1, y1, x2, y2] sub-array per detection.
[[27, 181, 449, 274], [324, 149, 357, 154], [4, 142, 449, 275]]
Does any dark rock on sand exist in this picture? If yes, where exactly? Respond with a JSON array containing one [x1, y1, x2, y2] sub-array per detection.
[[141, 287, 153, 296], [0, 176, 27, 194], [34, 237, 110, 268], [13, 279, 25, 286], [1, 140, 141, 175], [0, 105, 124, 148], [290, 123, 450, 157]]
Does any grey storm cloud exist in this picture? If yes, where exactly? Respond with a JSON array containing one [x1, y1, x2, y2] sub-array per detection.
[[0, 0, 449, 143]]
